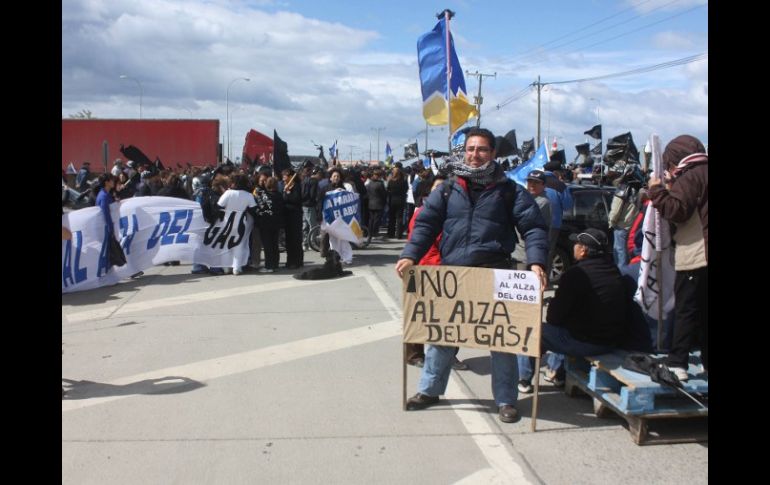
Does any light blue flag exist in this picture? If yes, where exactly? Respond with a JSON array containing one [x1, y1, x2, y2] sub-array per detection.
[[505, 142, 549, 188]]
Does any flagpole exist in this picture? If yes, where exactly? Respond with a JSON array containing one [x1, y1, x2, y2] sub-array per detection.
[[650, 134, 664, 351], [441, 9, 455, 153], [536, 76, 542, 145]]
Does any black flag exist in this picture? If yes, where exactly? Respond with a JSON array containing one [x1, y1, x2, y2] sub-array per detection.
[[494, 136, 515, 158], [272, 130, 291, 174], [584, 124, 602, 140], [119, 144, 154, 167], [520, 138, 535, 160], [404, 141, 419, 159], [317, 145, 327, 165], [590, 142, 603, 156], [573, 142, 591, 166], [575, 142, 590, 156], [603, 132, 639, 165], [549, 149, 566, 165], [504, 129, 520, 157]]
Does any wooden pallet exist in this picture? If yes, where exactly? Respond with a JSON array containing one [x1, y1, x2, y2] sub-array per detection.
[[564, 350, 708, 445]]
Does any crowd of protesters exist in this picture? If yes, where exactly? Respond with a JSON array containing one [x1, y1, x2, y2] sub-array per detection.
[[63, 157, 449, 274]]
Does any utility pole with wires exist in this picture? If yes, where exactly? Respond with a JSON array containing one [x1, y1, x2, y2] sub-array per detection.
[[465, 70, 496, 127], [531, 76, 551, 148], [371, 127, 385, 162]]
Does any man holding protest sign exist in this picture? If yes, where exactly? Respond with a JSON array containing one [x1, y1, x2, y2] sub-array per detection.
[[395, 128, 548, 423]]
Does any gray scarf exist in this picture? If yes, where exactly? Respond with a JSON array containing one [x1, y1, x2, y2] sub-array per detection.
[[446, 159, 497, 186]]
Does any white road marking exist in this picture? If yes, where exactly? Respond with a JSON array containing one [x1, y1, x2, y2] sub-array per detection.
[[446, 377, 534, 484], [63, 318, 400, 412], [451, 468, 513, 485], [358, 266, 402, 321], [63, 276, 361, 323], [63, 264, 534, 483]]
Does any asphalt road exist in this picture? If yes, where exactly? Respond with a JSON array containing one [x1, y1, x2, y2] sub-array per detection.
[[62, 239, 707, 484]]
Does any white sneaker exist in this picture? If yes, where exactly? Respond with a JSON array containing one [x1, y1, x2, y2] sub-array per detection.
[[670, 367, 689, 382], [517, 380, 533, 394]]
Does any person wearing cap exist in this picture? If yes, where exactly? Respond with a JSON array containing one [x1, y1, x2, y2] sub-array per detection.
[[516, 169, 558, 393], [396, 127, 548, 424], [540, 161, 573, 275], [525, 170, 551, 233], [517, 227, 630, 391], [648, 134, 708, 381]]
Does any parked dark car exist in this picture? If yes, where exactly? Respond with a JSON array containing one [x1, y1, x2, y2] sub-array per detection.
[[549, 183, 616, 282]]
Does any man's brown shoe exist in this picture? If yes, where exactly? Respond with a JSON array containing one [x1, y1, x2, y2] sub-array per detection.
[[407, 358, 425, 368], [498, 405, 519, 423], [406, 393, 439, 410]]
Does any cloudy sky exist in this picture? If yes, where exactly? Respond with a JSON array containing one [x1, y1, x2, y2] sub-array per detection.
[[62, 0, 708, 163]]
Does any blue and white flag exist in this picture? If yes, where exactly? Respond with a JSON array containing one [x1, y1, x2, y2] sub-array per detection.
[[417, 17, 477, 134], [505, 141, 549, 188], [385, 141, 392, 162], [329, 140, 337, 159], [62, 196, 254, 293], [321, 189, 364, 263], [451, 127, 468, 153]]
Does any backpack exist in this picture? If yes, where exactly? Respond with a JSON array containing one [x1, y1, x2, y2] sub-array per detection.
[[199, 188, 219, 223]]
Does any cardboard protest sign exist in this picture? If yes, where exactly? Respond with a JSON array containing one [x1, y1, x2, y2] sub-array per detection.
[[402, 265, 542, 357]]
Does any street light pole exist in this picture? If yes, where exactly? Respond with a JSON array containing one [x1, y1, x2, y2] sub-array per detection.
[[119, 75, 143, 119], [371, 127, 385, 161], [228, 105, 242, 162], [226, 77, 250, 162]]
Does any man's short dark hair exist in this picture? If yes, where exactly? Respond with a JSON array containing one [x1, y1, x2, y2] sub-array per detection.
[[465, 128, 496, 150]]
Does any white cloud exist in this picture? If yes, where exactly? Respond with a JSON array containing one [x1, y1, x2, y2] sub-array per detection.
[[62, 0, 707, 161], [628, 0, 708, 15], [651, 31, 705, 49]]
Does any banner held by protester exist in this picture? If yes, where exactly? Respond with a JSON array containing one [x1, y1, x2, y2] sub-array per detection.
[[402, 266, 542, 356], [320, 189, 364, 263]]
